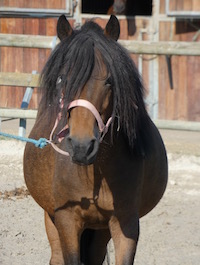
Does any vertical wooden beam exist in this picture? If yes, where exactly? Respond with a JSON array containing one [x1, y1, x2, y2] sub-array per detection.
[[147, 0, 159, 119], [74, 0, 82, 27]]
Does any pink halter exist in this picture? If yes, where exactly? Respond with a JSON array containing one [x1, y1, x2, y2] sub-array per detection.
[[49, 99, 113, 156]]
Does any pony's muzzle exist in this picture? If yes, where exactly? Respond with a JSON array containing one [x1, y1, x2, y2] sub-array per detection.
[[65, 136, 99, 165]]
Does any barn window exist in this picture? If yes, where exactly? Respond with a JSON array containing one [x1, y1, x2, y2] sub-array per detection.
[[82, 0, 152, 16]]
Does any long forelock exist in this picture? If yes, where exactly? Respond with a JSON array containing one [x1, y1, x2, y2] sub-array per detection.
[[94, 39, 147, 147]]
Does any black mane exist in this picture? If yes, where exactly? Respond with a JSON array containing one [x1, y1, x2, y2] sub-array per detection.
[[41, 20, 148, 148]]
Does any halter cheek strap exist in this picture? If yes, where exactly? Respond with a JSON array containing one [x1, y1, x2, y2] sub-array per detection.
[[49, 99, 113, 156]]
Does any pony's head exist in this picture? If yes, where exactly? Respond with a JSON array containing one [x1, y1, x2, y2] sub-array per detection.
[[41, 15, 147, 165]]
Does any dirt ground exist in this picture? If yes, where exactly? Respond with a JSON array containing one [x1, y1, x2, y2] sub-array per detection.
[[0, 119, 200, 265]]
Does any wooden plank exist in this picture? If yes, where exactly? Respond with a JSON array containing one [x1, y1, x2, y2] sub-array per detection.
[[0, 108, 37, 119], [1, 33, 200, 56], [0, 72, 40, 87], [160, 0, 165, 14], [193, 0, 200, 11], [38, 19, 47, 72], [168, 0, 177, 12], [0, 33, 58, 49], [18, 0, 47, 9], [176, 0, 183, 12], [23, 18, 40, 109], [13, 18, 24, 108], [184, 0, 192, 11], [158, 56, 166, 119], [119, 40, 200, 56], [187, 56, 200, 121], [167, 0, 200, 17], [154, 119, 200, 132], [0, 17, 24, 108]]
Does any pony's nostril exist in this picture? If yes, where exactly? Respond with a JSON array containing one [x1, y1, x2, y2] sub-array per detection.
[[65, 136, 74, 156], [86, 139, 95, 156], [66, 136, 72, 147]]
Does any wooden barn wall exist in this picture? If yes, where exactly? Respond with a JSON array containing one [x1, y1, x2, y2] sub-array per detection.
[[0, 13, 150, 110], [0, 18, 52, 109], [0, 0, 71, 109], [0, 0, 200, 122], [163, 0, 200, 12], [159, 0, 200, 121]]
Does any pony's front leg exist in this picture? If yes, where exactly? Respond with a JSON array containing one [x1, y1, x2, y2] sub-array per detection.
[[109, 215, 139, 265], [54, 210, 82, 265], [44, 211, 64, 265]]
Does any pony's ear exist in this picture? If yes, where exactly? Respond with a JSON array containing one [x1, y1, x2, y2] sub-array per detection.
[[104, 15, 120, 41], [57, 15, 73, 41]]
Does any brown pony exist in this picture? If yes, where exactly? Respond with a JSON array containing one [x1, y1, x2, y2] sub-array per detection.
[[24, 15, 168, 265]]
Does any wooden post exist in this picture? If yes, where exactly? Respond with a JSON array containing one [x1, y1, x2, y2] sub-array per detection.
[[147, 0, 160, 119]]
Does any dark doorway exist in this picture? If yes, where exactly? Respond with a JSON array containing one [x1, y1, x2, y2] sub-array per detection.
[[82, 0, 152, 16]]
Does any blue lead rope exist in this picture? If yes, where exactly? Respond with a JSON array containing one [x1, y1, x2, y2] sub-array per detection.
[[0, 132, 49, 149]]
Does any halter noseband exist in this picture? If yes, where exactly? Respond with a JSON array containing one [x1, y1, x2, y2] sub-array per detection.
[[49, 99, 113, 156], [68, 99, 113, 137]]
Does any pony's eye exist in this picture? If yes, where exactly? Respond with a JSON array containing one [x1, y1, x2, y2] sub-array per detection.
[[105, 76, 112, 86], [56, 76, 62, 85]]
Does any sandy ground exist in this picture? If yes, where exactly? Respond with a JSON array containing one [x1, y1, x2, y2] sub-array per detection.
[[0, 119, 200, 264]]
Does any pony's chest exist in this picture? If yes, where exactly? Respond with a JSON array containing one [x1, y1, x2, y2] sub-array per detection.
[[73, 178, 114, 227], [94, 177, 114, 211]]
